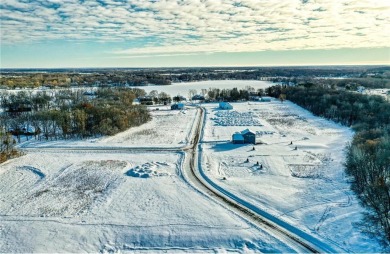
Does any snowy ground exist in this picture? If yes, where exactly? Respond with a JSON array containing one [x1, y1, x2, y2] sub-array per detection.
[[98, 106, 197, 148], [20, 106, 197, 149], [3, 80, 272, 99], [363, 88, 390, 99], [201, 100, 382, 252], [1, 80, 384, 252], [0, 151, 294, 253]]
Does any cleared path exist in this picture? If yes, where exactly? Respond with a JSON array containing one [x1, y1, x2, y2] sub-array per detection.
[[182, 107, 343, 253], [19, 106, 343, 253]]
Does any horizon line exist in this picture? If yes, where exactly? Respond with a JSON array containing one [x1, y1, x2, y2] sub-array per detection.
[[1, 63, 389, 71]]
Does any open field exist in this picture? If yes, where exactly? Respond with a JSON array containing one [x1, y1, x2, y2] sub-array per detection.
[[1, 88, 383, 252], [201, 100, 381, 252], [98, 106, 197, 147], [0, 151, 294, 253], [20, 106, 197, 149]]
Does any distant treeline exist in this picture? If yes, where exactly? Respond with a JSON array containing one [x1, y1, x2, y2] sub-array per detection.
[[0, 72, 172, 88], [1, 66, 389, 89], [267, 84, 390, 247], [292, 77, 390, 89], [0, 88, 151, 142], [205, 87, 264, 101]]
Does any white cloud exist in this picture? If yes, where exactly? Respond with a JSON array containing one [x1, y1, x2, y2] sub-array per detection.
[[0, 0, 389, 54]]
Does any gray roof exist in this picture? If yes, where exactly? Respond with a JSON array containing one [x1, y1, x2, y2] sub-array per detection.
[[241, 128, 255, 135]]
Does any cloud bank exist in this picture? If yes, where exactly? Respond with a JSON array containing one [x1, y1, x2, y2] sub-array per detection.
[[1, 0, 389, 56]]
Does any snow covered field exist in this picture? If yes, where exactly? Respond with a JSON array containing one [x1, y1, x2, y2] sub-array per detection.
[[1, 80, 384, 252], [201, 100, 382, 252], [0, 151, 294, 253], [100, 106, 196, 147], [364, 88, 390, 99], [20, 106, 197, 149]]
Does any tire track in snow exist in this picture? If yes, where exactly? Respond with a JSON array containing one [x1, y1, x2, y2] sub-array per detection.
[[15, 106, 343, 252]]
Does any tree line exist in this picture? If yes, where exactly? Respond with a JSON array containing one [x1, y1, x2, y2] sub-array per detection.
[[0, 88, 151, 143], [204, 87, 265, 101], [0, 71, 172, 89], [267, 84, 390, 247], [2, 66, 388, 89]]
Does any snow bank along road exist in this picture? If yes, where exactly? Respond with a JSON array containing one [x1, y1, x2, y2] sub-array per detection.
[[182, 107, 341, 253], [18, 106, 340, 252]]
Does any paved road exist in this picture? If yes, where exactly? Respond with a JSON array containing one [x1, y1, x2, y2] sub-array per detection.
[[182, 106, 343, 253], [19, 106, 342, 253]]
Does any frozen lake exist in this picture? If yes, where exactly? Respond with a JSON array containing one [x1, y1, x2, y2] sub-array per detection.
[[3, 80, 274, 98]]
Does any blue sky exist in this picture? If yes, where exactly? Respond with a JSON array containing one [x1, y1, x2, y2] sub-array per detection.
[[1, 0, 389, 68]]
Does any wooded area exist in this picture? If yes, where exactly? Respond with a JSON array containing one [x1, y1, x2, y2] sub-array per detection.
[[1, 67, 389, 245], [1, 66, 389, 89], [267, 84, 390, 246], [0, 88, 151, 145]]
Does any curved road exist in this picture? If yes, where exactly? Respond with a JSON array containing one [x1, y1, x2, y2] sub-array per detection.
[[182, 106, 343, 253], [20, 106, 342, 252]]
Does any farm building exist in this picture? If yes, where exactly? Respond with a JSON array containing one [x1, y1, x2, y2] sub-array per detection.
[[171, 103, 185, 110], [241, 129, 256, 144], [232, 129, 256, 144], [219, 102, 233, 110], [357, 86, 365, 93], [249, 95, 261, 101], [173, 95, 187, 102], [138, 96, 154, 105], [83, 91, 96, 96], [6, 102, 32, 113], [9, 125, 36, 136], [260, 97, 272, 102], [232, 132, 245, 144], [192, 94, 205, 100]]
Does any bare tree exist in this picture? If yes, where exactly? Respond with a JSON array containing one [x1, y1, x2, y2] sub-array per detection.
[[188, 89, 197, 100]]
